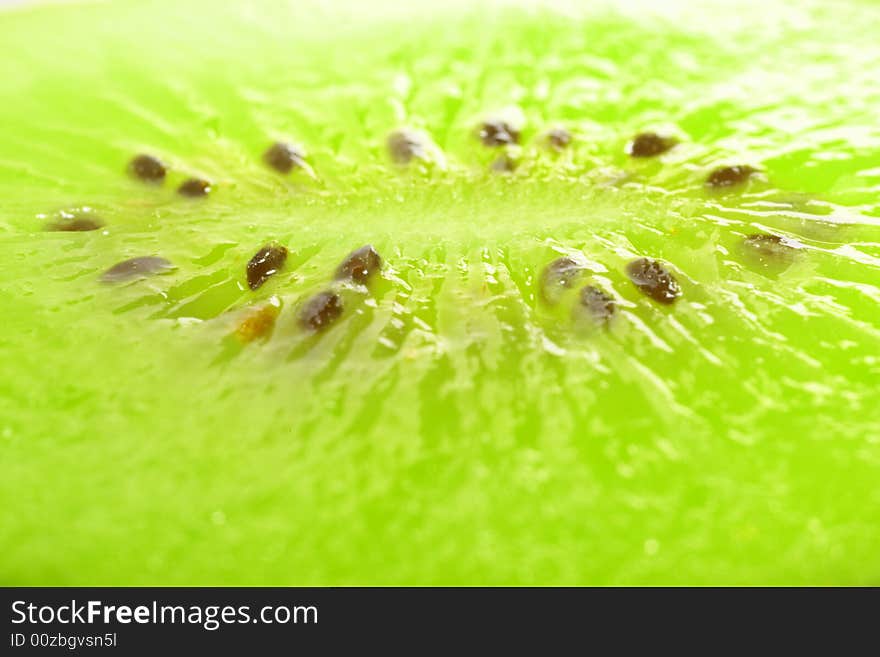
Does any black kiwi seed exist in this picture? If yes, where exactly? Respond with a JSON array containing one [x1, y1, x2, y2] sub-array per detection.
[[263, 142, 305, 174], [541, 257, 584, 304], [546, 128, 572, 150], [129, 154, 167, 182], [626, 258, 681, 305], [47, 212, 104, 232], [478, 120, 520, 147], [627, 132, 677, 158], [387, 129, 426, 164], [177, 178, 212, 197], [246, 243, 288, 290], [578, 285, 617, 323], [101, 256, 173, 283], [299, 291, 343, 331], [706, 165, 758, 188], [335, 245, 382, 284]]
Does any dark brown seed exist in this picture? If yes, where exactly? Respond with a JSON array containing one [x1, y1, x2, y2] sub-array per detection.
[[627, 132, 677, 158], [706, 165, 758, 188], [246, 243, 288, 290], [101, 256, 173, 283], [478, 120, 520, 147], [742, 233, 798, 262], [626, 258, 681, 305], [263, 142, 305, 174], [491, 154, 517, 173], [299, 291, 343, 331], [47, 213, 104, 232], [579, 285, 617, 323], [177, 178, 212, 197], [547, 127, 572, 150], [335, 245, 382, 284], [387, 129, 426, 164], [541, 257, 584, 304], [129, 154, 166, 182]]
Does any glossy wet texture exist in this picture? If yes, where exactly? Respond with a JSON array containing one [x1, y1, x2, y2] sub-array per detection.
[[246, 243, 288, 290], [2, 0, 880, 587]]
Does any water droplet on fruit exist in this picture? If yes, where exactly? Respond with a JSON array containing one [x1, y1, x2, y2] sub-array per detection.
[[578, 285, 617, 323], [101, 256, 174, 282], [541, 257, 583, 304], [263, 142, 306, 174], [178, 178, 212, 197], [246, 243, 288, 290], [627, 132, 677, 157], [626, 258, 681, 304], [129, 154, 167, 182], [299, 291, 343, 331], [335, 245, 382, 284], [478, 120, 520, 147], [706, 165, 758, 188]]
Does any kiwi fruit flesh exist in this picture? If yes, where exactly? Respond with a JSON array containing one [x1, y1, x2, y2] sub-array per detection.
[[1, 0, 880, 585]]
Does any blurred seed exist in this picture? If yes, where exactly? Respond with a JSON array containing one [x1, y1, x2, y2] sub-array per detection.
[[546, 127, 572, 151], [627, 132, 677, 158], [706, 165, 758, 188], [46, 211, 104, 232], [491, 153, 518, 173], [578, 285, 617, 323], [101, 256, 173, 283], [235, 297, 282, 343], [129, 154, 167, 182], [299, 291, 343, 331], [479, 120, 520, 147], [387, 129, 427, 164], [541, 257, 584, 304], [178, 178, 212, 197], [741, 233, 799, 268], [263, 142, 306, 174]]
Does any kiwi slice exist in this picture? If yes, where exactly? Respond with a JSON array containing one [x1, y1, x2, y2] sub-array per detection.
[[1, 0, 880, 586]]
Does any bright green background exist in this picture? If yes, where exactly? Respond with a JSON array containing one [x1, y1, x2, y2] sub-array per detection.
[[1, 0, 879, 584]]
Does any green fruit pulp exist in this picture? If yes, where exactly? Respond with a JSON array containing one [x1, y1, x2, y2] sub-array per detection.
[[1, 0, 879, 584]]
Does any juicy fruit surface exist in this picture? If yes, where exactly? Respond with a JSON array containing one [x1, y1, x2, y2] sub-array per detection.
[[1, 0, 880, 585]]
